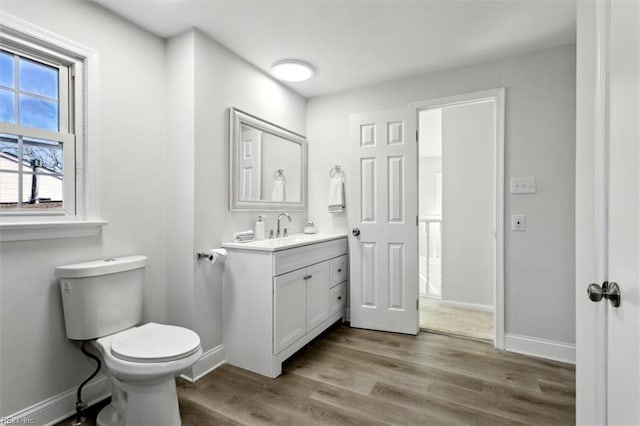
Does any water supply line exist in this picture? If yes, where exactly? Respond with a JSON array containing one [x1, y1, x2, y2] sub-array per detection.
[[71, 342, 102, 426]]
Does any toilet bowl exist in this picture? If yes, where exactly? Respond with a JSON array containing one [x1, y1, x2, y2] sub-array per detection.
[[92, 323, 202, 426], [56, 256, 202, 426]]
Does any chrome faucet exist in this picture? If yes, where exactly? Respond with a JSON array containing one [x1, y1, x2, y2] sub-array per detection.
[[277, 212, 292, 238]]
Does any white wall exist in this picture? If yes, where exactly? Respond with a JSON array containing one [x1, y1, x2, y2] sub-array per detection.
[[306, 44, 576, 344], [166, 29, 307, 355], [440, 101, 494, 307], [0, 1, 168, 418], [165, 31, 196, 333], [419, 107, 442, 217], [418, 157, 441, 217], [419, 108, 442, 158]]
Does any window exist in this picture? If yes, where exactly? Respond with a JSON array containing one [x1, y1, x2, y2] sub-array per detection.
[[0, 45, 76, 215], [0, 21, 83, 217], [0, 14, 105, 241]]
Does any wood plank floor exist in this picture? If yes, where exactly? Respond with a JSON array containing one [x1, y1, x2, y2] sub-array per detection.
[[57, 324, 575, 425], [419, 297, 494, 341], [177, 325, 575, 425]]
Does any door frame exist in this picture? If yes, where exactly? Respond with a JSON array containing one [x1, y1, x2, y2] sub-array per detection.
[[576, 1, 611, 423], [409, 88, 506, 349]]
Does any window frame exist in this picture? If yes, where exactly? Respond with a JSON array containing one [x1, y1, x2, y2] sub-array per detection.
[[0, 12, 106, 240], [1, 31, 78, 216]]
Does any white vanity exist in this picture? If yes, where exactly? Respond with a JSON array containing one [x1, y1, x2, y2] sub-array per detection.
[[222, 233, 348, 378]]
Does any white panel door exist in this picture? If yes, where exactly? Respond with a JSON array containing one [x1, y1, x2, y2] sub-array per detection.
[[273, 268, 306, 354], [348, 109, 418, 334], [239, 127, 262, 201], [305, 261, 331, 331], [577, 1, 640, 424]]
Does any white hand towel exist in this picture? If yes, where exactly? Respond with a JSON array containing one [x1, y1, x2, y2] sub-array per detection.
[[272, 180, 286, 202], [328, 176, 345, 214], [233, 230, 255, 243]]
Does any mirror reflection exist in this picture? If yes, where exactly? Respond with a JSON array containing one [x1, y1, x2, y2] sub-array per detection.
[[239, 124, 302, 203]]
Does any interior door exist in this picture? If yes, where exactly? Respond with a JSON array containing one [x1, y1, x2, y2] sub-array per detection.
[[576, 1, 640, 424], [239, 127, 262, 201], [348, 109, 418, 334]]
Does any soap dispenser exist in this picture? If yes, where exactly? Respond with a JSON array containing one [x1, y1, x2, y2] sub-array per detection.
[[304, 220, 318, 234], [255, 215, 266, 240]]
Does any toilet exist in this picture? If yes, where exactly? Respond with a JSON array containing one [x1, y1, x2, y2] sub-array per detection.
[[56, 255, 202, 426]]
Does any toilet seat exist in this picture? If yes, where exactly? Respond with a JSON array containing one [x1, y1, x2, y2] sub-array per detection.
[[110, 322, 201, 363]]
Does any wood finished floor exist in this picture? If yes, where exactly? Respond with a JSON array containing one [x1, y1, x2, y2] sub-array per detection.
[[419, 297, 494, 342], [177, 325, 575, 425]]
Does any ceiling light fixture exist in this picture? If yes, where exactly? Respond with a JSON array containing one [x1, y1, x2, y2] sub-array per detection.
[[270, 59, 315, 82]]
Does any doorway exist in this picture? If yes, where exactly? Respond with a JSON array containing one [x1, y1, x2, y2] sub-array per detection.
[[413, 89, 505, 345]]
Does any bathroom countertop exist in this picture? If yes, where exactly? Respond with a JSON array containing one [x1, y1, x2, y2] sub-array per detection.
[[222, 233, 347, 252]]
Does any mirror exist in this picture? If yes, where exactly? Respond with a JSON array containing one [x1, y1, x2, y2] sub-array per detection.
[[229, 108, 307, 211]]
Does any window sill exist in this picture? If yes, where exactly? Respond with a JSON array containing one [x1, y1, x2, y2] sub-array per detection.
[[0, 220, 108, 242]]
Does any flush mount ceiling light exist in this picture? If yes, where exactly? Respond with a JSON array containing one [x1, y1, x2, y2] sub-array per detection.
[[270, 59, 315, 82]]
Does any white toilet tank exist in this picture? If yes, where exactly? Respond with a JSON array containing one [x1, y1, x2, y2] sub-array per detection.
[[56, 255, 147, 340]]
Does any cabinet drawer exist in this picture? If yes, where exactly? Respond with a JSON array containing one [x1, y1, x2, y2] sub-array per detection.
[[274, 238, 347, 276], [330, 282, 346, 315], [330, 255, 347, 287]]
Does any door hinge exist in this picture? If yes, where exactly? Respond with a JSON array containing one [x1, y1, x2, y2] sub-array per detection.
[[416, 215, 419, 226], [416, 298, 419, 310], [416, 130, 419, 143]]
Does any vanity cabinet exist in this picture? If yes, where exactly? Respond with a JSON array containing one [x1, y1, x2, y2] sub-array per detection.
[[222, 235, 347, 378]]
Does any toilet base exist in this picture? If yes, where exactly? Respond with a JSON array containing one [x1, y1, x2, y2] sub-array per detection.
[[97, 373, 182, 426], [96, 404, 123, 426]]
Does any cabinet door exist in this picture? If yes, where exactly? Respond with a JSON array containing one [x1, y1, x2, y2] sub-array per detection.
[[274, 268, 307, 354], [306, 261, 331, 331]]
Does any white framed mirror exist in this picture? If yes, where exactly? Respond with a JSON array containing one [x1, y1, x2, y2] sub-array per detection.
[[229, 108, 307, 212]]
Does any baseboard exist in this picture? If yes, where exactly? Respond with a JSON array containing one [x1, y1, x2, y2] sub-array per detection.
[[180, 344, 225, 382], [437, 298, 494, 313], [505, 333, 575, 364], [4, 374, 110, 426]]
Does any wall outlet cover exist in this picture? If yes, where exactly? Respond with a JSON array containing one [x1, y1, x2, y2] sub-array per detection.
[[510, 176, 537, 194], [512, 214, 526, 231]]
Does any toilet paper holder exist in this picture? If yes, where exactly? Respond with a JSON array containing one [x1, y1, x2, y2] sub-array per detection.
[[196, 249, 228, 263], [196, 252, 214, 261]]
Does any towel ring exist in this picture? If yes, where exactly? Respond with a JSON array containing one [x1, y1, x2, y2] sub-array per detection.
[[330, 165, 345, 182], [273, 169, 286, 183]]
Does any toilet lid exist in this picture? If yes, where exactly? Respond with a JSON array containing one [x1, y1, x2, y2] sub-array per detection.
[[111, 323, 201, 363]]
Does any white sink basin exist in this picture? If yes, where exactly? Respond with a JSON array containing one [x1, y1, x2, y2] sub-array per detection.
[[222, 233, 347, 252]]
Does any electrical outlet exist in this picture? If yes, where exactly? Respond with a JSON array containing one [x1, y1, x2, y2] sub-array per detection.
[[510, 177, 537, 194], [512, 214, 526, 231]]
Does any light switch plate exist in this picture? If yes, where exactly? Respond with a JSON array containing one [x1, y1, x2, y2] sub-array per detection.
[[512, 214, 526, 231], [510, 176, 537, 194]]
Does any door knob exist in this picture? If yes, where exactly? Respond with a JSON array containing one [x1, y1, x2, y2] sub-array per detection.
[[587, 281, 621, 307], [352, 227, 360, 237]]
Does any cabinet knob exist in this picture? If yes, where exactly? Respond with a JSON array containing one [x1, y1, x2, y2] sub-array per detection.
[[337, 268, 342, 273], [337, 296, 342, 300]]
